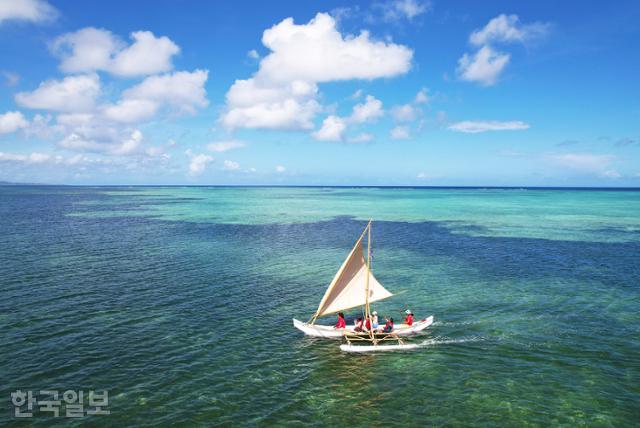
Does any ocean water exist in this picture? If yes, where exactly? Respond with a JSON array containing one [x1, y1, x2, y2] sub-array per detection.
[[1, 186, 639, 426]]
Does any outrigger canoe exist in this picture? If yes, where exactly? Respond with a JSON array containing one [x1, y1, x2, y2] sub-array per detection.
[[292, 220, 434, 352], [292, 316, 434, 338]]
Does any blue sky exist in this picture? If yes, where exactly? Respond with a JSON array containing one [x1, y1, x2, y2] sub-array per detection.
[[0, 0, 638, 185]]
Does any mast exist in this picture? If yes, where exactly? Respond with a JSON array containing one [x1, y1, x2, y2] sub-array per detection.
[[309, 221, 371, 325], [365, 219, 372, 339]]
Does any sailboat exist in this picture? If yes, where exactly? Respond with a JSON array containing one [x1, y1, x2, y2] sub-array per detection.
[[292, 220, 434, 352]]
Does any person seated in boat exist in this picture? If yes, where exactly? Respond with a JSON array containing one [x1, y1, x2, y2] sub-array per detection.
[[334, 312, 346, 329], [353, 316, 364, 332], [364, 315, 372, 332], [404, 309, 414, 326], [382, 317, 394, 333], [371, 311, 379, 329]]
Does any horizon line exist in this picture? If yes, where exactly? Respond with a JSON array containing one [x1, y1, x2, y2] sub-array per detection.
[[1, 182, 639, 191]]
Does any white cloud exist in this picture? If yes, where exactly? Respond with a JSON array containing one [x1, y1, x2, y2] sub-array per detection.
[[222, 90, 320, 130], [0, 0, 57, 24], [602, 169, 621, 179], [378, 0, 431, 21], [58, 127, 147, 156], [391, 104, 416, 122], [313, 95, 383, 142], [414, 88, 429, 104], [122, 69, 209, 114], [207, 140, 245, 152], [448, 120, 529, 133], [416, 171, 432, 179], [15, 74, 100, 112], [247, 49, 260, 59], [110, 31, 180, 77], [220, 13, 411, 131], [275, 165, 286, 173], [348, 133, 373, 143], [0, 151, 56, 164], [223, 160, 240, 171], [313, 115, 347, 141], [390, 125, 410, 140], [52, 28, 123, 73], [458, 14, 550, 87], [16, 70, 208, 157], [101, 99, 159, 123], [470, 14, 550, 46], [186, 150, 214, 176], [350, 89, 363, 99], [457, 45, 510, 86], [547, 153, 616, 173], [52, 28, 180, 77], [259, 13, 412, 83], [350, 95, 383, 123], [0, 111, 29, 134], [109, 129, 143, 156]]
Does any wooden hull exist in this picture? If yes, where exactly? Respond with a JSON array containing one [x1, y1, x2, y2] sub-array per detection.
[[292, 315, 434, 339]]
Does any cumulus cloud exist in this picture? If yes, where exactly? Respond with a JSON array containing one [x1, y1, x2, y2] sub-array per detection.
[[223, 160, 240, 171], [220, 13, 412, 131], [275, 165, 286, 173], [414, 88, 429, 104], [470, 14, 550, 46], [313, 115, 347, 141], [0, 151, 53, 163], [52, 28, 180, 77], [58, 126, 148, 156], [109, 129, 144, 156], [101, 99, 159, 124], [207, 140, 245, 152], [350, 95, 384, 123], [391, 104, 416, 122], [601, 169, 621, 179], [448, 120, 529, 133], [390, 125, 410, 140], [376, 0, 431, 21], [247, 49, 260, 59], [457, 14, 550, 86], [0, 0, 58, 25], [185, 149, 214, 176], [121, 69, 209, 114], [259, 13, 412, 83], [15, 69, 208, 159], [0, 111, 29, 134], [15, 74, 100, 112], [313, 95, 383, 141], [457, 46, 510, 86]]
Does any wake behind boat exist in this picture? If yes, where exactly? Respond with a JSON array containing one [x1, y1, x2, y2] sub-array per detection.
[[292, 220, 434, 352]]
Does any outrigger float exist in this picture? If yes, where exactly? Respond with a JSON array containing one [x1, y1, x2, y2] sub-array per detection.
[[293, 220, 434, 352]]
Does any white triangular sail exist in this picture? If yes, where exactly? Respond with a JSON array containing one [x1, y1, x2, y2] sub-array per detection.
[[314, 232, 393, 318]]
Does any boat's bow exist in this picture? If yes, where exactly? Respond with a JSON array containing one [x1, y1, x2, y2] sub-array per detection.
[[292, 319, 345, 339]]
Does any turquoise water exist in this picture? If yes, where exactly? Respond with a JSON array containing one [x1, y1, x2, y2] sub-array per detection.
[[1, 186, 639, 426]]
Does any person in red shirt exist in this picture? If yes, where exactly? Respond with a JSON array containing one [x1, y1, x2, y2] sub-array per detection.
[[334, 312, 346, 329], [382, 317, 394, 333], [353, 316, 364, 332], [364, 315, 372, 332], [404, 310, 414, 326]]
